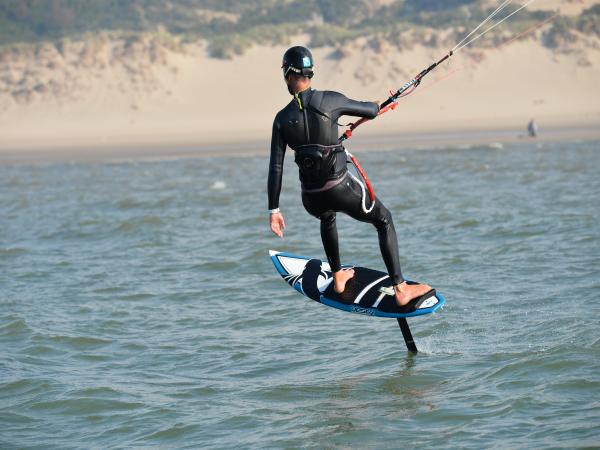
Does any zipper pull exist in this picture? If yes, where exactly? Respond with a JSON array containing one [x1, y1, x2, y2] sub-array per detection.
[[294, 93, 303, 111]]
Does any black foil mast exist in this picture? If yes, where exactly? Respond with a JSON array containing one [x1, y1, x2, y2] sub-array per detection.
[[398, 318, 418, 353]]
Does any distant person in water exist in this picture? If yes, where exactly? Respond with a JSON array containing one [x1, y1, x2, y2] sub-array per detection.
[[267, 46, 431, 306], [528, 119, 538, 138]]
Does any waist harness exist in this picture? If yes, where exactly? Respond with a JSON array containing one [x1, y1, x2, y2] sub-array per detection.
[[294, 144, 346, 189]]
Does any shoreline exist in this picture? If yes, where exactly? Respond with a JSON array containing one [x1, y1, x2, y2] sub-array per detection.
[[1, 125, 599, 165], [3, 32, 600, 165]]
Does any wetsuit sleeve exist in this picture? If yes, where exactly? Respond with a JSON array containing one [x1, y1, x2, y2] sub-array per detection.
[[267, 116, 286, 210], [328, 91, 379, 121]]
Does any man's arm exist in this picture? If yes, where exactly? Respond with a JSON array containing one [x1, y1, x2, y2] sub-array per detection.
[[267, 116, 286, 237], [328, 91, 379, 121], [267, 117, 286, 210]]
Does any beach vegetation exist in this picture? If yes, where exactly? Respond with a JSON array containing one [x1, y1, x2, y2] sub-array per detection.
[[0, 0, 588, 57]]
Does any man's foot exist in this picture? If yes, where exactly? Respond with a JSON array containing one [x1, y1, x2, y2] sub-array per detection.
[[394, 281, 432, 307], [333, 268, 355, 294]]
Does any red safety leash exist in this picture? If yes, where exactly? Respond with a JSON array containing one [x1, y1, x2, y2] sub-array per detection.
[[342, 100, 398, 141], [342, 101, 399, 205], [348, 152, 375, 204]]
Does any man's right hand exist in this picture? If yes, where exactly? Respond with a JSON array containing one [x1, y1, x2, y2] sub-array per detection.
[[269, 212, 286, 238]]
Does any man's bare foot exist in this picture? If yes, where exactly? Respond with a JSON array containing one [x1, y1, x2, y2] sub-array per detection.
[[394, 281, 432, 307], [333, 268, 355, 293]]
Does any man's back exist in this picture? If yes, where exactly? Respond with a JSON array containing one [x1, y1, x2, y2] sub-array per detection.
[[268, 88, 378, 206], [273, 88, 378, 149]]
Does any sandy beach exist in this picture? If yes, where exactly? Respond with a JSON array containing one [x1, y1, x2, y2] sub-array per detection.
[[1, 125, 599, 165], [1, 3, 599, 159]]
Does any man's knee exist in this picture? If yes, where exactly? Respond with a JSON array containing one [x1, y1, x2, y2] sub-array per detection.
[[320, 212, 336, 229], [374, 205, 393, 230]]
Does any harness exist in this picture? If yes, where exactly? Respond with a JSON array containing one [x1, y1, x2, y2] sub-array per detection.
[[294, 144, 346, 189]]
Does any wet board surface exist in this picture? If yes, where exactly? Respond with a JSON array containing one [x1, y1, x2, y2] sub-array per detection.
[[270, 250, 445, 318]]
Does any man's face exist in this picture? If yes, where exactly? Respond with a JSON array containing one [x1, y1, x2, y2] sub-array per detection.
[[284, 73, 294, 95]]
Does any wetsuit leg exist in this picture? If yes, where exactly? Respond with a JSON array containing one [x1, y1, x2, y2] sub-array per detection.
[[347, 196, 404, 285], [301, 175, 404, 284], [301, 193, 342, 272], [320, 212, 342, 272]]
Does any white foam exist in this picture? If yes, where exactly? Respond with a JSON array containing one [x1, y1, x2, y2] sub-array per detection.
[[210, 180, 226, 190]]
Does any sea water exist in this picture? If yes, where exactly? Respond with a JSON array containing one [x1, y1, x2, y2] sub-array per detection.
[[1, 141, 599, 449]]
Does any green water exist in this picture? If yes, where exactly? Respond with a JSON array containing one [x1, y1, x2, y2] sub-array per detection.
[[1, 141, 599, 449]]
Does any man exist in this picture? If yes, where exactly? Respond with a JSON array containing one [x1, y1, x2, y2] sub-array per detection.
[[527, 118, 538, 138], [267, 46, 431, 306]]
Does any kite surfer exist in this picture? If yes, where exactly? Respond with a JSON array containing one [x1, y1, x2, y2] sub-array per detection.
[[267, 46, 431, 306]]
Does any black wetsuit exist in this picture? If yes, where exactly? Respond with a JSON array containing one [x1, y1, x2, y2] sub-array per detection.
[[268, 88, 404, 285]]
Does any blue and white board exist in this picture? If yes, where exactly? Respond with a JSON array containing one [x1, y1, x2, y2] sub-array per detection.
[[269, 250, 445, 319]]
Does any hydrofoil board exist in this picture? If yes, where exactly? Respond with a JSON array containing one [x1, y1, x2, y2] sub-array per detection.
[[270, 250, 444, 318], [269, 250, 445, 353]]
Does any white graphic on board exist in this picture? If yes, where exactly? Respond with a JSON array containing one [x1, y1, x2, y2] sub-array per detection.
[[419, 296, 438, 309], [278, 255, 332, 293]]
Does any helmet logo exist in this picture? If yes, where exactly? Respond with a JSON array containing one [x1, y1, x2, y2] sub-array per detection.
[[302, 56, 312, 67]]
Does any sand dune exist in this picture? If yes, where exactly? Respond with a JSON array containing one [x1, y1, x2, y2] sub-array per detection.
[[1, 7, 599, 154]]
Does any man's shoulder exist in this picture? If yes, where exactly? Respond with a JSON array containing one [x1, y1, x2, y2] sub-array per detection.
[[313, 89, 348, 107], [308, 90, 351, 116], [318, 89, 346, 99], [274, 99, 296, 120]]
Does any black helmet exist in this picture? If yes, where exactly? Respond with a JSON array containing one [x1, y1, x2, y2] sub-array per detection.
[[282, 46, 314, 78]]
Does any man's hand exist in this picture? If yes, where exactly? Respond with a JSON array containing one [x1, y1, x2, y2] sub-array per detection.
[[270, 212, 286, 238]]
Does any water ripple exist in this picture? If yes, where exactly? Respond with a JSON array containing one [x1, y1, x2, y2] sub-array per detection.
[[1, 141, 599, 448]]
